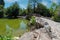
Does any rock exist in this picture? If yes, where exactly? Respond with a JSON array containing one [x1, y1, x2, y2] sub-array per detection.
[[37, 17, 60, 40], [28, 22, 44, 31], [19, 28, 52, 40], [18, 17, 60, 40], [13, 37, 20, 40], [35, 22, 44, 29]]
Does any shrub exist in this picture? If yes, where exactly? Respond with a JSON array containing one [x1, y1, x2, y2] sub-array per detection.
[[0, 28, 14, 40], [36, 3, 51, 17], [0, 5, 4, 18], [6, 2, 19, 19], [53, 6, 60, 22], [30, 16, 36, 25]]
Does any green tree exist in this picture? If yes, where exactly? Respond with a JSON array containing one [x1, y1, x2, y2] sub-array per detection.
[[27, 3, 33, 14], [53, 5, 60, 22], [36, 3, 51, 17], [26, 3, 33, 20], [19, 8, 22, 16], [49, 2, 57, 16], [20, 9, 28, 16], [0, 5, 4, 18], [28, 0, 38, 13], [0, 0, 5, 6], [0, 0, 5, 18], [6, 2, 20, 18]]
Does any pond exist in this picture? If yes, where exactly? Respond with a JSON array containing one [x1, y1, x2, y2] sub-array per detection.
[[0, 19, 29, 36]]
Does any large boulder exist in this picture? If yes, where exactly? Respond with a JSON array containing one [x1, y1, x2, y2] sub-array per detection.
[[18, 17, 60, 40], [19, 28, 51, 40]]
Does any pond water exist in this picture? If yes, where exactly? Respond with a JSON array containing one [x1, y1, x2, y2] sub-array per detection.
[[0, 19, 29, 36], [20, 21, 27, 30]]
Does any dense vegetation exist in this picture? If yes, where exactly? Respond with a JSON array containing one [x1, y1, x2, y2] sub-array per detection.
[[0, 0, 60, 20], [50, 2, 60, 22], [0, 0, 4, 18], [0, 0, 60, 28], [0, 0, 50, 18], [6, 2, 20, 19], [53, 5, 60, 22]]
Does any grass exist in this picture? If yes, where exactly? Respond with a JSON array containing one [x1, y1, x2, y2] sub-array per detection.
[[0, 18, 29, 36]]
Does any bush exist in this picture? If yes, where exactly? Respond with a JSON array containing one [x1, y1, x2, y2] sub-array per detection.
[[53, 13, 60, 22], [0, 28, 14, 40], [0, 5, 4, 18], [53, 6, 60, 22], [30, 16, 36, 25], [26, 13, 32, 20], [6, 2, 19, 19], [36, 3, 51, 17]]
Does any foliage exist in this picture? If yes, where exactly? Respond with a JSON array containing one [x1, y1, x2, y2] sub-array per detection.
[[28, 0, 38, 13], [19, 8, 23, 15], [36, 3, 51, 17], [49, 2, 60, 22], [27, 3, 33, 14], [53, 5, 60, 22], [30, 16, 36, 25], [0, 0, 5, 6], [0, 5, 4, 18], [6, 2, 20, 18], [0, 28, 14, 40], [26, 14, 32, 20], [49, 2, 57, 16], [20, 9, 28, 16], [0, 0, 4, 18]]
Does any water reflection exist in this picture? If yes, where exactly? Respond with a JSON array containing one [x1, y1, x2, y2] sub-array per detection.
[[6, 24, 15, 32], [6, 24, 10, 30], [6, 21, 27, 31], [6, 21, 27, 32], [5, 21, 27, 36], [20, 21, 27, 30]]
